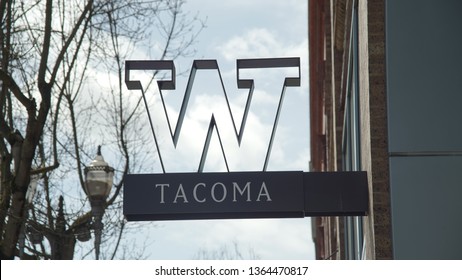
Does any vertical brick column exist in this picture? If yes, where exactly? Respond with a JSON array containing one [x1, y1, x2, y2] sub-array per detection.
[[359, 0, 393, 259]]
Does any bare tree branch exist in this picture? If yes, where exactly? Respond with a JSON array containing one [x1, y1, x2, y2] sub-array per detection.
[[49, 0, 93, 87], [37, 0, 53, 88], [0, 70, 34, 113], [1, 0, 204, 260]]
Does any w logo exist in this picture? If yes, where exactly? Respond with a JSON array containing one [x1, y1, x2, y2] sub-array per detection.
[[125, 58, 301, 173]]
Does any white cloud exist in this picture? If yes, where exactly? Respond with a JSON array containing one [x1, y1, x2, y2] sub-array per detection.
[[149, 218, 315, 260], [218, 28, 280, 60], [217, 28, 307, 60]]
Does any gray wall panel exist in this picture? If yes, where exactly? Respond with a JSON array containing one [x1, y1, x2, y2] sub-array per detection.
[[387, 0, 462, 260], [386, 0, 462, 152], [389, 156, 462, 259]]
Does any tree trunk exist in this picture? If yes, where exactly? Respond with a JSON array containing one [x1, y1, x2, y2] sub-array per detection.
[[1, 191, 26, 259], [0, 90, 50, 259]]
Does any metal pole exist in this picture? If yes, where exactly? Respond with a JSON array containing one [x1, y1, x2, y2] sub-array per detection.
[[94, 215, 103, 260], [90, 198, 104, 260]]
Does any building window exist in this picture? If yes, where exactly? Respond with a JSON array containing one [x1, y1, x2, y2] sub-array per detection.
[[341, 1, 364, 260]]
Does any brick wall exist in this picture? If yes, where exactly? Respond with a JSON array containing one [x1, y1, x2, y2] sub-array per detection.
[[358, 0, 393, 259], [310, 0, 393, 260]]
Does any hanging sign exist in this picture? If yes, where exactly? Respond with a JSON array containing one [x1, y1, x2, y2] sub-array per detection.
[[124, 171, 368, 221], [123, 57, 368, 222]]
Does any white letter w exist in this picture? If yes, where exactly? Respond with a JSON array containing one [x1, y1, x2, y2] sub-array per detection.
[[125, 58, 300, 172]]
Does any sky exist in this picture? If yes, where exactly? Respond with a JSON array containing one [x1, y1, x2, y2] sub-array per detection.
[[123, 0, 313, 260]]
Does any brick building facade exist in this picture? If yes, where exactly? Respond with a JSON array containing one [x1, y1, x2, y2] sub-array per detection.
[[309, 0, 462, 259]]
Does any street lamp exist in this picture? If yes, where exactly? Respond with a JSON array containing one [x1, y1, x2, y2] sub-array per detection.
[[84, 146, 114, 260]]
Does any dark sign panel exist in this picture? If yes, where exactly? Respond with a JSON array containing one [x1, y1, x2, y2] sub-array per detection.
[[303, 172, 368, 216], [124, 171, 368, 221]]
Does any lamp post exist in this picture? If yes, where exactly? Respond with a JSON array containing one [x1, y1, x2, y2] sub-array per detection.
[[84, 146, 114, 260]]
